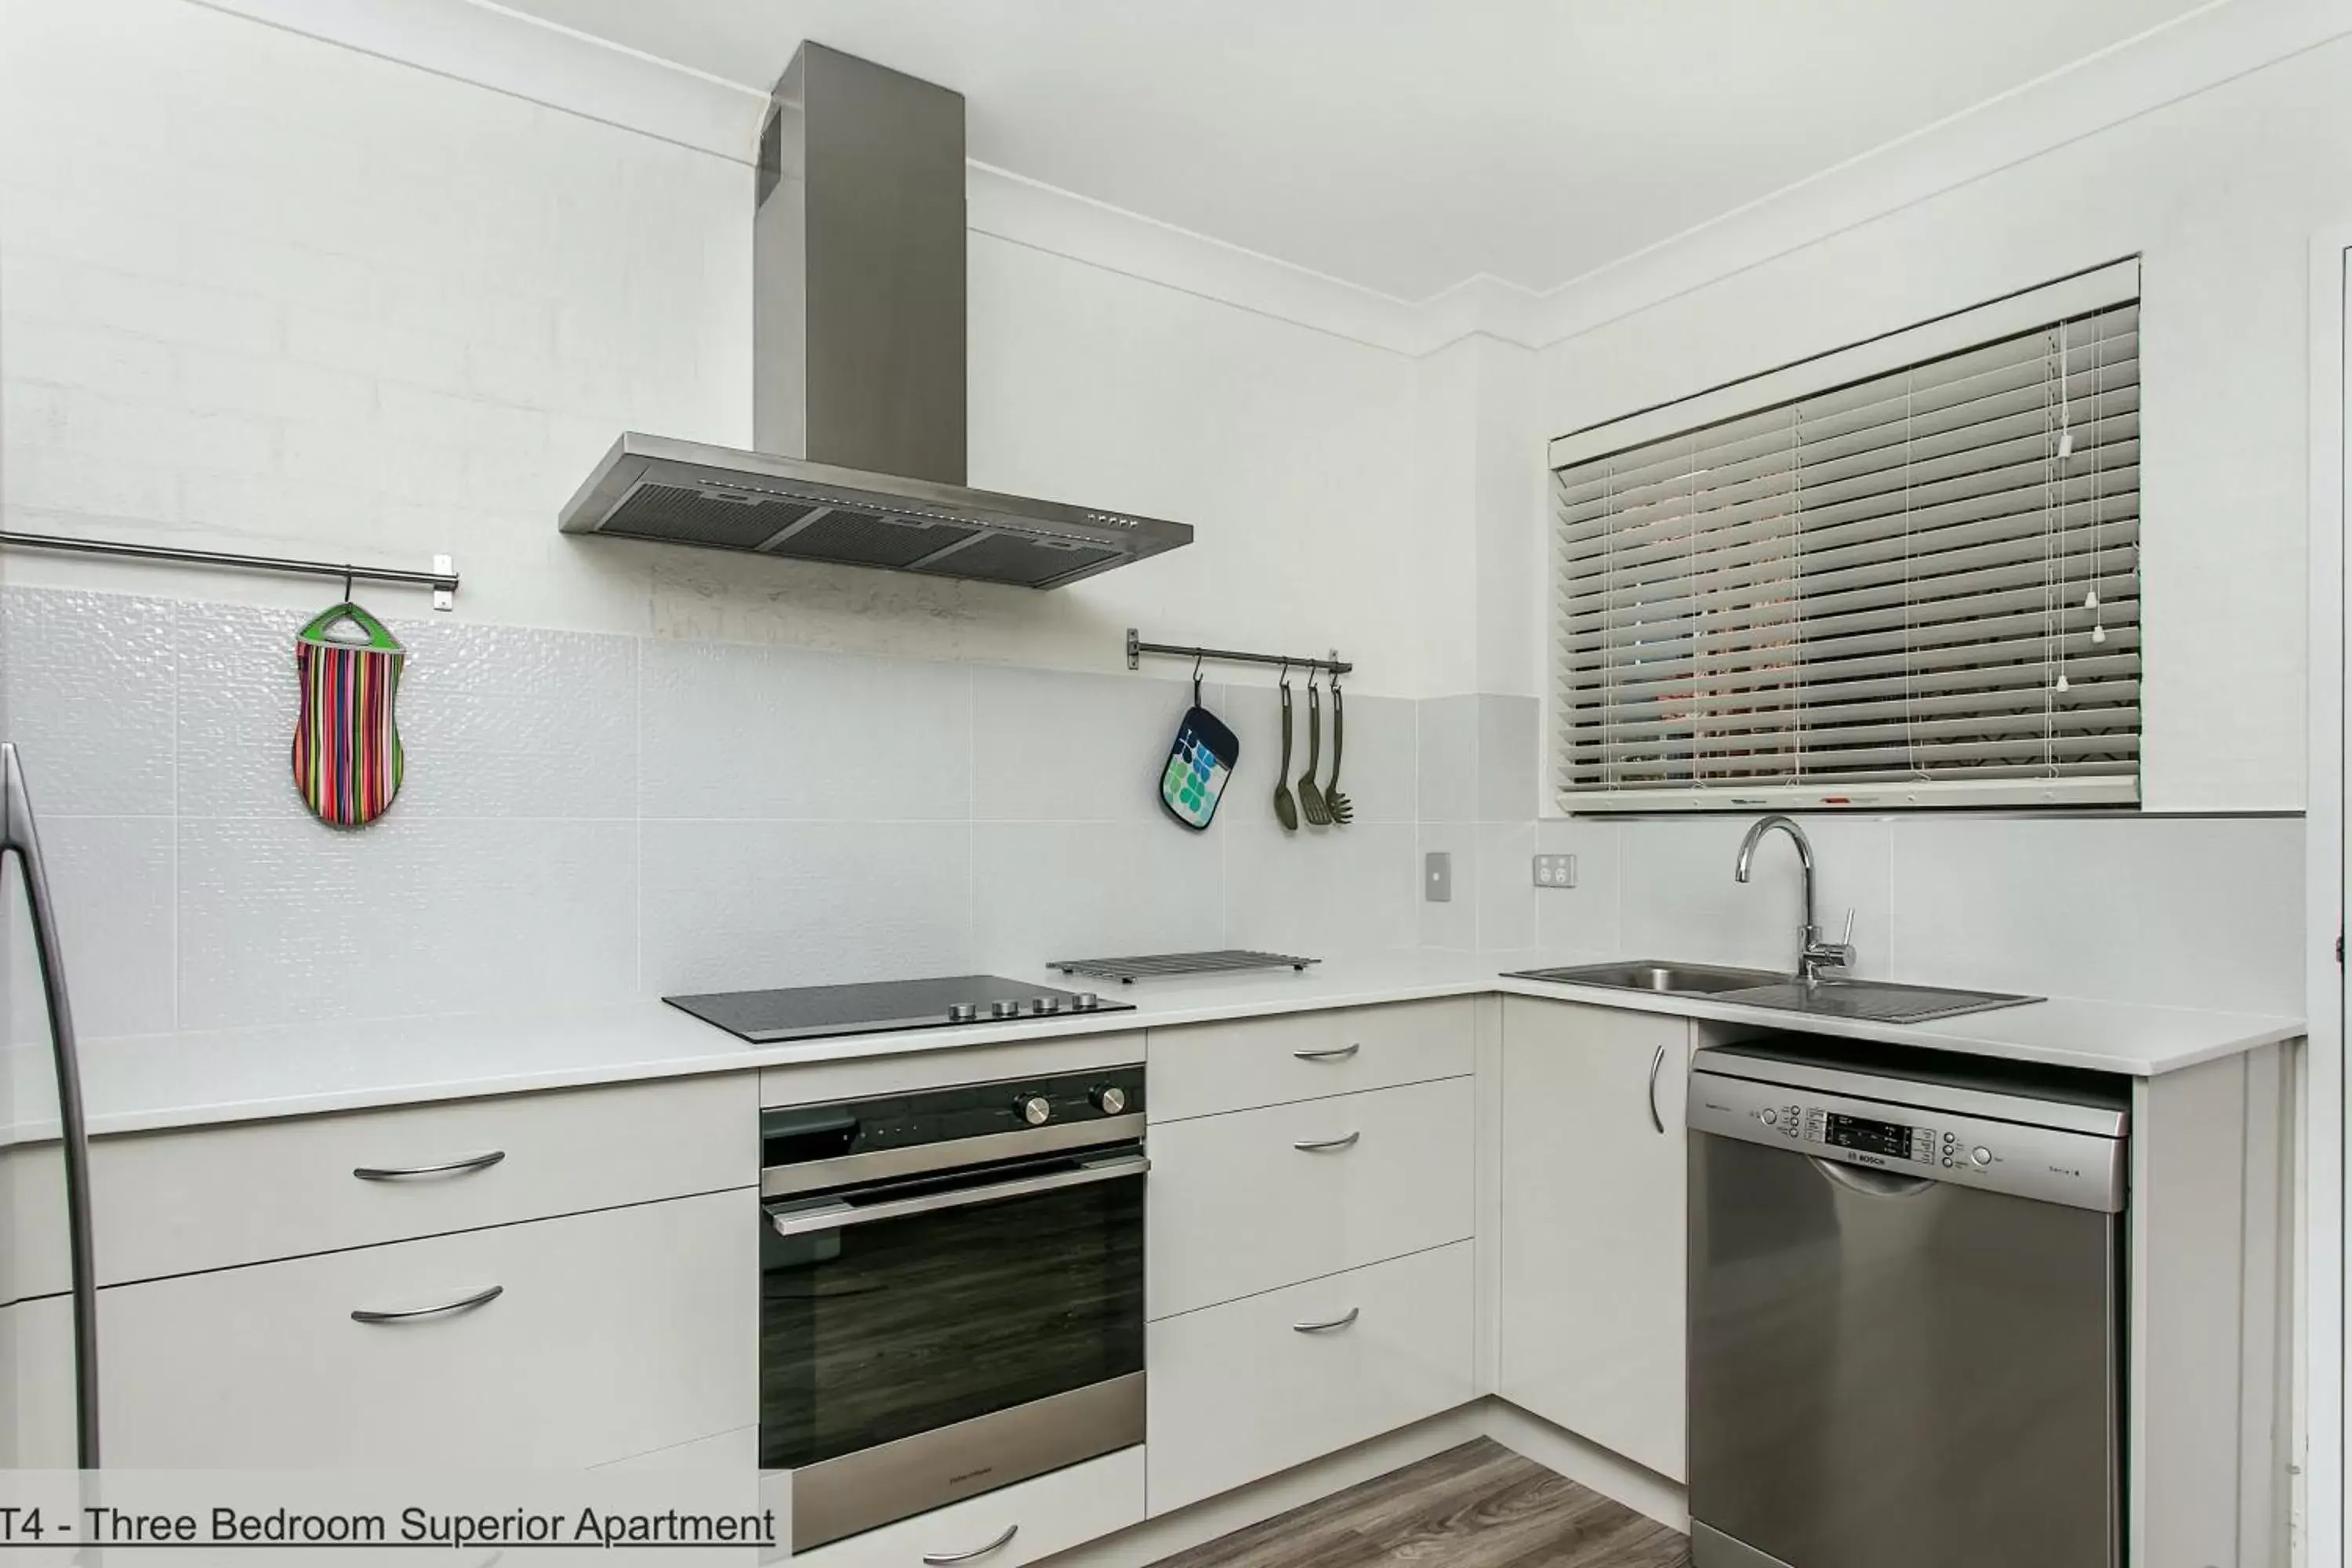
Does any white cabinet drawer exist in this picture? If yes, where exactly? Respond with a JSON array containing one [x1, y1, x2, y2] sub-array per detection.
[[1147, 1240, 1474, 1515], [1147, 1076, 1472, 1318], [1147, 1000, 1472, 1121], [93, 1073, 755, 1283], [791, 1446, 1144, 1568], [99, 1188, 755, 1468]]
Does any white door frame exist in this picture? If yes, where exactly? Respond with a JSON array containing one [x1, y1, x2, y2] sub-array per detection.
[[2305, 224, 2350, 1568]]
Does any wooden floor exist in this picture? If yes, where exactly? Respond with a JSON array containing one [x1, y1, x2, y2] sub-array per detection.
[[1149, 1439, 1691, 1568]]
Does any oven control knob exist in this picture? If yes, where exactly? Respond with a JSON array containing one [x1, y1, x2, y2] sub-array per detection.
[[990, 1000, 1019, 1020], [948, 1002, 978, 1023], [1092, 1086, 1128, 1116], [1017, 1095, 1053, 1126]]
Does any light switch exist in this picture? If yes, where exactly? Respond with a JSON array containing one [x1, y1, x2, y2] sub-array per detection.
[[1425, 851, 1454, 902]]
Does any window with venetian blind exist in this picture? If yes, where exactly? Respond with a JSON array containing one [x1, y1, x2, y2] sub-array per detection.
[[1548, 260, 2141, 812]]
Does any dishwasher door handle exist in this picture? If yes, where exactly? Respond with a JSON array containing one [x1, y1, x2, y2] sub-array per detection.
[[1809, 1156, 1936, 1199]]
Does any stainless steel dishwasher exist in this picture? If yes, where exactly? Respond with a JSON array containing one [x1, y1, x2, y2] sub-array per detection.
[[1686, 1039, 2128, 1568]]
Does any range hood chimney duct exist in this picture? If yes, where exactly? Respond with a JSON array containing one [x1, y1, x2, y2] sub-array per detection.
[[557, 42, 1192, 590], [754, 44, 967, 481]]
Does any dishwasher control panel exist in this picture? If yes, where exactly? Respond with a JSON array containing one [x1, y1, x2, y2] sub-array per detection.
[[1692, 1066, 2126, 1214]]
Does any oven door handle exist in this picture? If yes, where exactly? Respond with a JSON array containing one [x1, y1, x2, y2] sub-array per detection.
[[765, 1152, 1149, 1239]]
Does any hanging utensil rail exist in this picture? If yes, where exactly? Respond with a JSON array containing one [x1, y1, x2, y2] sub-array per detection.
[[0, 531, 459, 610], [1127, 628, 1348, 677]]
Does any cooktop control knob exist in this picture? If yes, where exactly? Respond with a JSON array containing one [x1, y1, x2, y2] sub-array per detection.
[[947, 1002, 978, 1023], [1072, 993, 1100, 1011], [990, 1000, 1018, 1020], [1017, 1094, 1053, 1126], [1032, 996, 1062, 1014], [1093, 1085, 1128, 1116]]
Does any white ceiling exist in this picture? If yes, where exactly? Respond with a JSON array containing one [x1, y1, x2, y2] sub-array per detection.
[[501, 0, 2212, 302]]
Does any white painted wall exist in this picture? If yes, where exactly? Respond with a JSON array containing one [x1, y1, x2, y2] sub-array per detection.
[[0, 0, 1439, 698], [0, 0, 2323, 1043], [1533, 31, 2352, 813], [0, 0, 1456, 1042]]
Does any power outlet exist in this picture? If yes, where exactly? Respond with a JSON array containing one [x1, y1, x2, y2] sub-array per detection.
[[1532, 853, 1578, 888], [1424, 851, 1454, 903]]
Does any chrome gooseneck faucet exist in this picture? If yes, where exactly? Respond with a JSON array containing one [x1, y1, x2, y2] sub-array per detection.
[[1734, 814, 1856, 982]]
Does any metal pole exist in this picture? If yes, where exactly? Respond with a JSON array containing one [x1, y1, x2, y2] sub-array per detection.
[[1127, 630, 1350, 676], [1, 744, 100, 1469], [0, 531, 459, 602]]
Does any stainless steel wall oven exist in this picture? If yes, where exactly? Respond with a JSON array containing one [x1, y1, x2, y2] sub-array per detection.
[[760, 1066, 1147, 1552]]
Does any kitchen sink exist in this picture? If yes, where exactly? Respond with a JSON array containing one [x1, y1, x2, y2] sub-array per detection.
[[1508, 960, 1791, 995], [1505, 960, 2039, 1024], [1715, 978, 2040, 1024]]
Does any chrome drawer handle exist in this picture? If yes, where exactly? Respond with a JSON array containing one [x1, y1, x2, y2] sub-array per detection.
[[924, 1524, 1018, 1564], [1292, 1131, 1361, 1152], [1294, 1044, 1360, 1062], [1646, 1045, 1666, 1135], [350, 1283, 504, 1324], [1293, 1308, 1360, 1334], [353, 1151, 506, 1181]]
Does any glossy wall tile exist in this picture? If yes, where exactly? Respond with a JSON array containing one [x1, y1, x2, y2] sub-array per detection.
[[0, 586, 1431, 1040]]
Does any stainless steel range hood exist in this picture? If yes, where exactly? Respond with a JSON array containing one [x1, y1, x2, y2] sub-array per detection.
[[558, 43, 1192, 590]]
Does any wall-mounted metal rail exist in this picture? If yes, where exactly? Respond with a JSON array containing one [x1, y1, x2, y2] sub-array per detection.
[[0, 531, 459, 609], [1127, 628, 1349, 677]]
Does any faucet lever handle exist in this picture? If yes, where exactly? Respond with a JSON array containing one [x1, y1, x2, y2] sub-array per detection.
[[1839, 907, 1855, 945]]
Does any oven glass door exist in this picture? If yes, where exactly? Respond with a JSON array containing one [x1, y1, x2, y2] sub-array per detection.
[[760, 1151, 1145, 1473]]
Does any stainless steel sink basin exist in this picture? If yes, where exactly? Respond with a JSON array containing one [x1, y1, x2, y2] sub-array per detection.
[[1504, 960, 2039, 1024], [1507, 960, 1791, 995], [1716, 978, 2040, 1024]]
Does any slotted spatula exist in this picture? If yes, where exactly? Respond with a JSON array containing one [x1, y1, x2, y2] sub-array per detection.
[[1324, 678, 1352, 825], [1298, 676, 1331, 826]]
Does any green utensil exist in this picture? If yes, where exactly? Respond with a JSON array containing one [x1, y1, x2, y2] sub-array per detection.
[[1273, 673, 1300, 831], [1298, 677, 1331, 827], [1325, 680, 1353, 826]]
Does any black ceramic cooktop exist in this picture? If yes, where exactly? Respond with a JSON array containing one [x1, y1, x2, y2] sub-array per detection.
[[665, 975, 1133, 1044]]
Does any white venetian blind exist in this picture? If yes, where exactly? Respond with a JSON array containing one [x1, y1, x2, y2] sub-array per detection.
[[1549, 278, 2140, 812]]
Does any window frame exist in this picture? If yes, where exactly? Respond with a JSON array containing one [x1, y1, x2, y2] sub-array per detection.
[[1543, 257, 2143, 816]]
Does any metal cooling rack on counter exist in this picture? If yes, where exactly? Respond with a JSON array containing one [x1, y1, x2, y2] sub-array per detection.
[[1047, 949, 1320, 984]]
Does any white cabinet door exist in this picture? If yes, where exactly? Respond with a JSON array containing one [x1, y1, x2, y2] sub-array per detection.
[[0, 1294, 77, 1468], [98, 1189, 755, 1468], [1497, 999, 1688, 1482]]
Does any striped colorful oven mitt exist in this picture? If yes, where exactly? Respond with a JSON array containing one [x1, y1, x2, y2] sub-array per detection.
[[292, 602, 405, 827]]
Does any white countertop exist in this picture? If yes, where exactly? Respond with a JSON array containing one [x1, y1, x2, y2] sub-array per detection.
[[1, 950, 2304, 1142]]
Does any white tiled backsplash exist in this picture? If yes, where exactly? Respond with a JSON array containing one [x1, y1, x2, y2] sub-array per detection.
[[0, 586, 1433, 1040], [1, 585, 2308, 1040], [1406, 688, 2306, 1018]]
